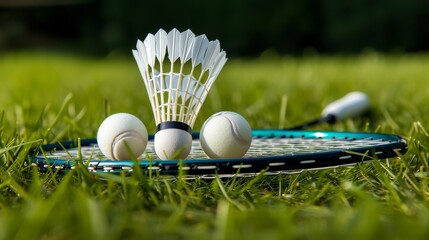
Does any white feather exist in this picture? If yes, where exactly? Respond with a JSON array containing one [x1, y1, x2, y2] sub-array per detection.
[[155, 29, 167, 63], [179, 30, 195, 64], [191, 35, 209, 67], [144, 34, 156, 68], [136, 40, 148, 71], [202, 40, 219, 72], [166, 29, 181, 121], [167, 29, 180, 63], [210, 51, 228, 80]]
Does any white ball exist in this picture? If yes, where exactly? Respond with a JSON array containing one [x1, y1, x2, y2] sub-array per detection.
[[97, 113, 148, 160], [154, 129, 192, 160], [200, 111, 252, 158]]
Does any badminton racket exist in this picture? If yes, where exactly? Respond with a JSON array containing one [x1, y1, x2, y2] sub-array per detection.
[[28, 129, 407, 178]]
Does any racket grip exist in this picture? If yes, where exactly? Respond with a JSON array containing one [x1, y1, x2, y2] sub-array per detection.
[[321, 92, 370, 122]]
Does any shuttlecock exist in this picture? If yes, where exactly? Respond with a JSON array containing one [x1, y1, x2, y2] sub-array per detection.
[[132, 28, 227, 160]]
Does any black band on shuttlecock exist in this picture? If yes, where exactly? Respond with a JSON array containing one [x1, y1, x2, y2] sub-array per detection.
[[156, 121, 192, 134]]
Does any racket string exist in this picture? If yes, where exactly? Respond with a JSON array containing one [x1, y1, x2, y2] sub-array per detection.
[[37, 138, 393, 161]]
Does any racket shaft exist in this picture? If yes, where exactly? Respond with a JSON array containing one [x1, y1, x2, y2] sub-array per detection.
[[286, 115, 335, 130]]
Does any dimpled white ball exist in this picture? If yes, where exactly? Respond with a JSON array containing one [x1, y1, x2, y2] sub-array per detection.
[[97, 113, 148, 160], [200, 111, 252, 158]]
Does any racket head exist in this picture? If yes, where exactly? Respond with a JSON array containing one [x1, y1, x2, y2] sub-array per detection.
[[28, 130, 408, 178]]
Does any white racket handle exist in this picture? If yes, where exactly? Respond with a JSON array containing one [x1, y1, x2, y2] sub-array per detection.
[[321, 92, 370, 121]]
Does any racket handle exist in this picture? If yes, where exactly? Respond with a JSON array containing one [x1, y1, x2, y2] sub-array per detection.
[[322, 91, 370, 122]]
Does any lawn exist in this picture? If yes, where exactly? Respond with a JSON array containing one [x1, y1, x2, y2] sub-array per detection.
[[0, 51, 429, 239]]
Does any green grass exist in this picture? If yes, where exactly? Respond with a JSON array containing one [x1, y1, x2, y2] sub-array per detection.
[[1, 51, 429, 239]]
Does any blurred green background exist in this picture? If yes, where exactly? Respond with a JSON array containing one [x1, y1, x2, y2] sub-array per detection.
[[1, 0, 428, 56]]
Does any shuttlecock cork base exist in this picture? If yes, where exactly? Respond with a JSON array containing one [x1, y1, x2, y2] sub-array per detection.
[[133, 28, 227, 160], [154, 121, 192, 160]]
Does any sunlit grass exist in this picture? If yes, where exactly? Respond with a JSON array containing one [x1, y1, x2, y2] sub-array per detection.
[[0, 51, 429, 239]]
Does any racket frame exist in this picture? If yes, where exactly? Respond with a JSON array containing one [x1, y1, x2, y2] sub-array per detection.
[[28, 130, 408, 177]]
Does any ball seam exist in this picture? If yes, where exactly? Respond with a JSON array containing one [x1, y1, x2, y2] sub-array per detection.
[[111, 130, 146, 159]]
